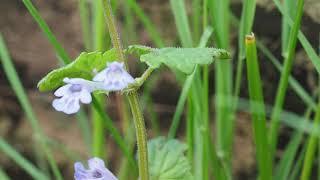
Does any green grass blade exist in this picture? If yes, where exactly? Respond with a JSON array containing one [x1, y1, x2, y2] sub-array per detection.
[[79, 0, 92, 50], [192, 0, 201, 41], [234, 0, 256, 99], [256, 41, 317, 110], [245, 34, 272, 180], [0, 138, 49, 180], [126, 0, 165, 47], [269, 0, 304, 159], [209, 1, 233, 172], [274, 129, 303, 180], [0, 34, 62, 180], [301, 102, 320, 180], [230, 13, 316, 112], [168, 70, 196, 139], [168, 27, 213, 139], [22, 0, 70, 64], [281, 0, 296, 55], [170, 0, 193, 47], [274, 107, 311, 180], [91, 96, 138, 172], [22, 0, 91, 150], [289, 143, 307, 180], [0, 166, 10, 180], [272, 0, 320, 74]]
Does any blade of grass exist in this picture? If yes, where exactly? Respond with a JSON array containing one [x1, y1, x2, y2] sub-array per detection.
[[234, 0, 256, 99], [0, 34, 62, 180], [192, 0, 201, 42], [0, 138, 49, 180], [209, 1, 233, 173], [168, 27, 213, 138], [281, 0, 296, 55], [0, 166, 10, 180], [22, 0, 92, 150], [274, 106, 311, 180], [272, 0, 320, 74], [230, 13, 317, 112], [301, 102, 320, 180], [269, 0, 304, 160], [245, 33, 272, 180], [91, 96, 138, 172], [79, 0, 92, 50], [22, 0, 70, 64], [126, 0, 165, 47], [290, 144, 307, 180], [169, 0, 193, 47]]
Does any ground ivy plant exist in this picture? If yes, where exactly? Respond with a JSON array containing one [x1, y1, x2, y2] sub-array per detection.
[[38, 44, 230, 179]]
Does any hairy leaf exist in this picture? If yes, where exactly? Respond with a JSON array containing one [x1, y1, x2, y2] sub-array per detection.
[[38, 49, 117, 91], [148, 137, 193, 180], [140, 48, 230, 74], [126, 45, 155, 56]]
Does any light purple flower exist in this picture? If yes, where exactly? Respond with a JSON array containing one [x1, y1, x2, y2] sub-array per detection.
[[52, 78, 101, 114], [93, 62, 135, 91], [74, 157, 117, 180]]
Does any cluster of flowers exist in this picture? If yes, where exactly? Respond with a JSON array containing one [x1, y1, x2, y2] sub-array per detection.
[[75, 157, 117, 180], [52, 62, 134, 114]]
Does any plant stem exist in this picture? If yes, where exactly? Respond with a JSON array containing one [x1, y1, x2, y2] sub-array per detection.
[[127, 92, 149, 180], [269, 0, 304, 159], [101, 0, 149, 179]]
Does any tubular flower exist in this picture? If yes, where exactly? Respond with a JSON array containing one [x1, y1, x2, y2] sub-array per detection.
[[93, 62, 135, 91], [52, 78, 101, 114], [74, 157, 117, 180]]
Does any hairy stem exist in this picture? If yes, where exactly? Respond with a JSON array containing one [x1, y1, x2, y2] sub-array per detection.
[[101, 0, 149, 179]]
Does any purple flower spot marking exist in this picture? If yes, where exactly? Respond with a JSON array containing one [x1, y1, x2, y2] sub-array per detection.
[[70, 84, 82, 92]]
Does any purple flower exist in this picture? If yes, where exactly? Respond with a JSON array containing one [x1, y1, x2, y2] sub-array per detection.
[[74, 157, 117, 180], [93, 62, 134, 91], [52, 78, 102, 114]]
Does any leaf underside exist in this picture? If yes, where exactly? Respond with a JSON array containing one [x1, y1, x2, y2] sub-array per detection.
[[148, 137, 193, 180]]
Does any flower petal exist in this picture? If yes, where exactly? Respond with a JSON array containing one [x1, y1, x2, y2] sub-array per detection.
[[64, 98, 81, 114], [52, 97, 67, 112], [54, 84, 71, 97], [79, 90, 92, 104], [93, 69, 107, 82], [88, 157, 106, 170]]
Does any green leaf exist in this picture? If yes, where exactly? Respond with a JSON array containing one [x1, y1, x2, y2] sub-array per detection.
[[140, 48, 230, 74], [148, 137, 193, 180], [126, 45, 155, 56], [37, 49, 117, 92]]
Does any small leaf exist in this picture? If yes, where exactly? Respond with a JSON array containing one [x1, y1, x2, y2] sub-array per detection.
[[126, 45, 155, 56], [38, 49, 117, 91], [140, 48, 230, 74], [148, 137, 193, 180]]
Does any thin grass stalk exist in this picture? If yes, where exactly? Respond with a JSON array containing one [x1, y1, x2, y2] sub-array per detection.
[[0, 138, 49, 180], [23, 0, 92, 150], [192, 0, 201, 42], [301, 103, 320, 180], [79, 0, 92, 50], [126, 0, 164, 47], [245, 34, 272, 180], [91, 96, 137, 172], [92, 0, 109, 158], [281, 0, 297, 56], [209, 1, 233, 173], [269, 0, 304, 159], [272, 0, 320, 74], [22, 0, 70, 64], [234, 0, 256, 99], [229, 13, 316, 111], [169, 0, 194, 47], [0, 35, 62, 180], [0, 167, 10, 180], [101, 0, 149, 179]]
